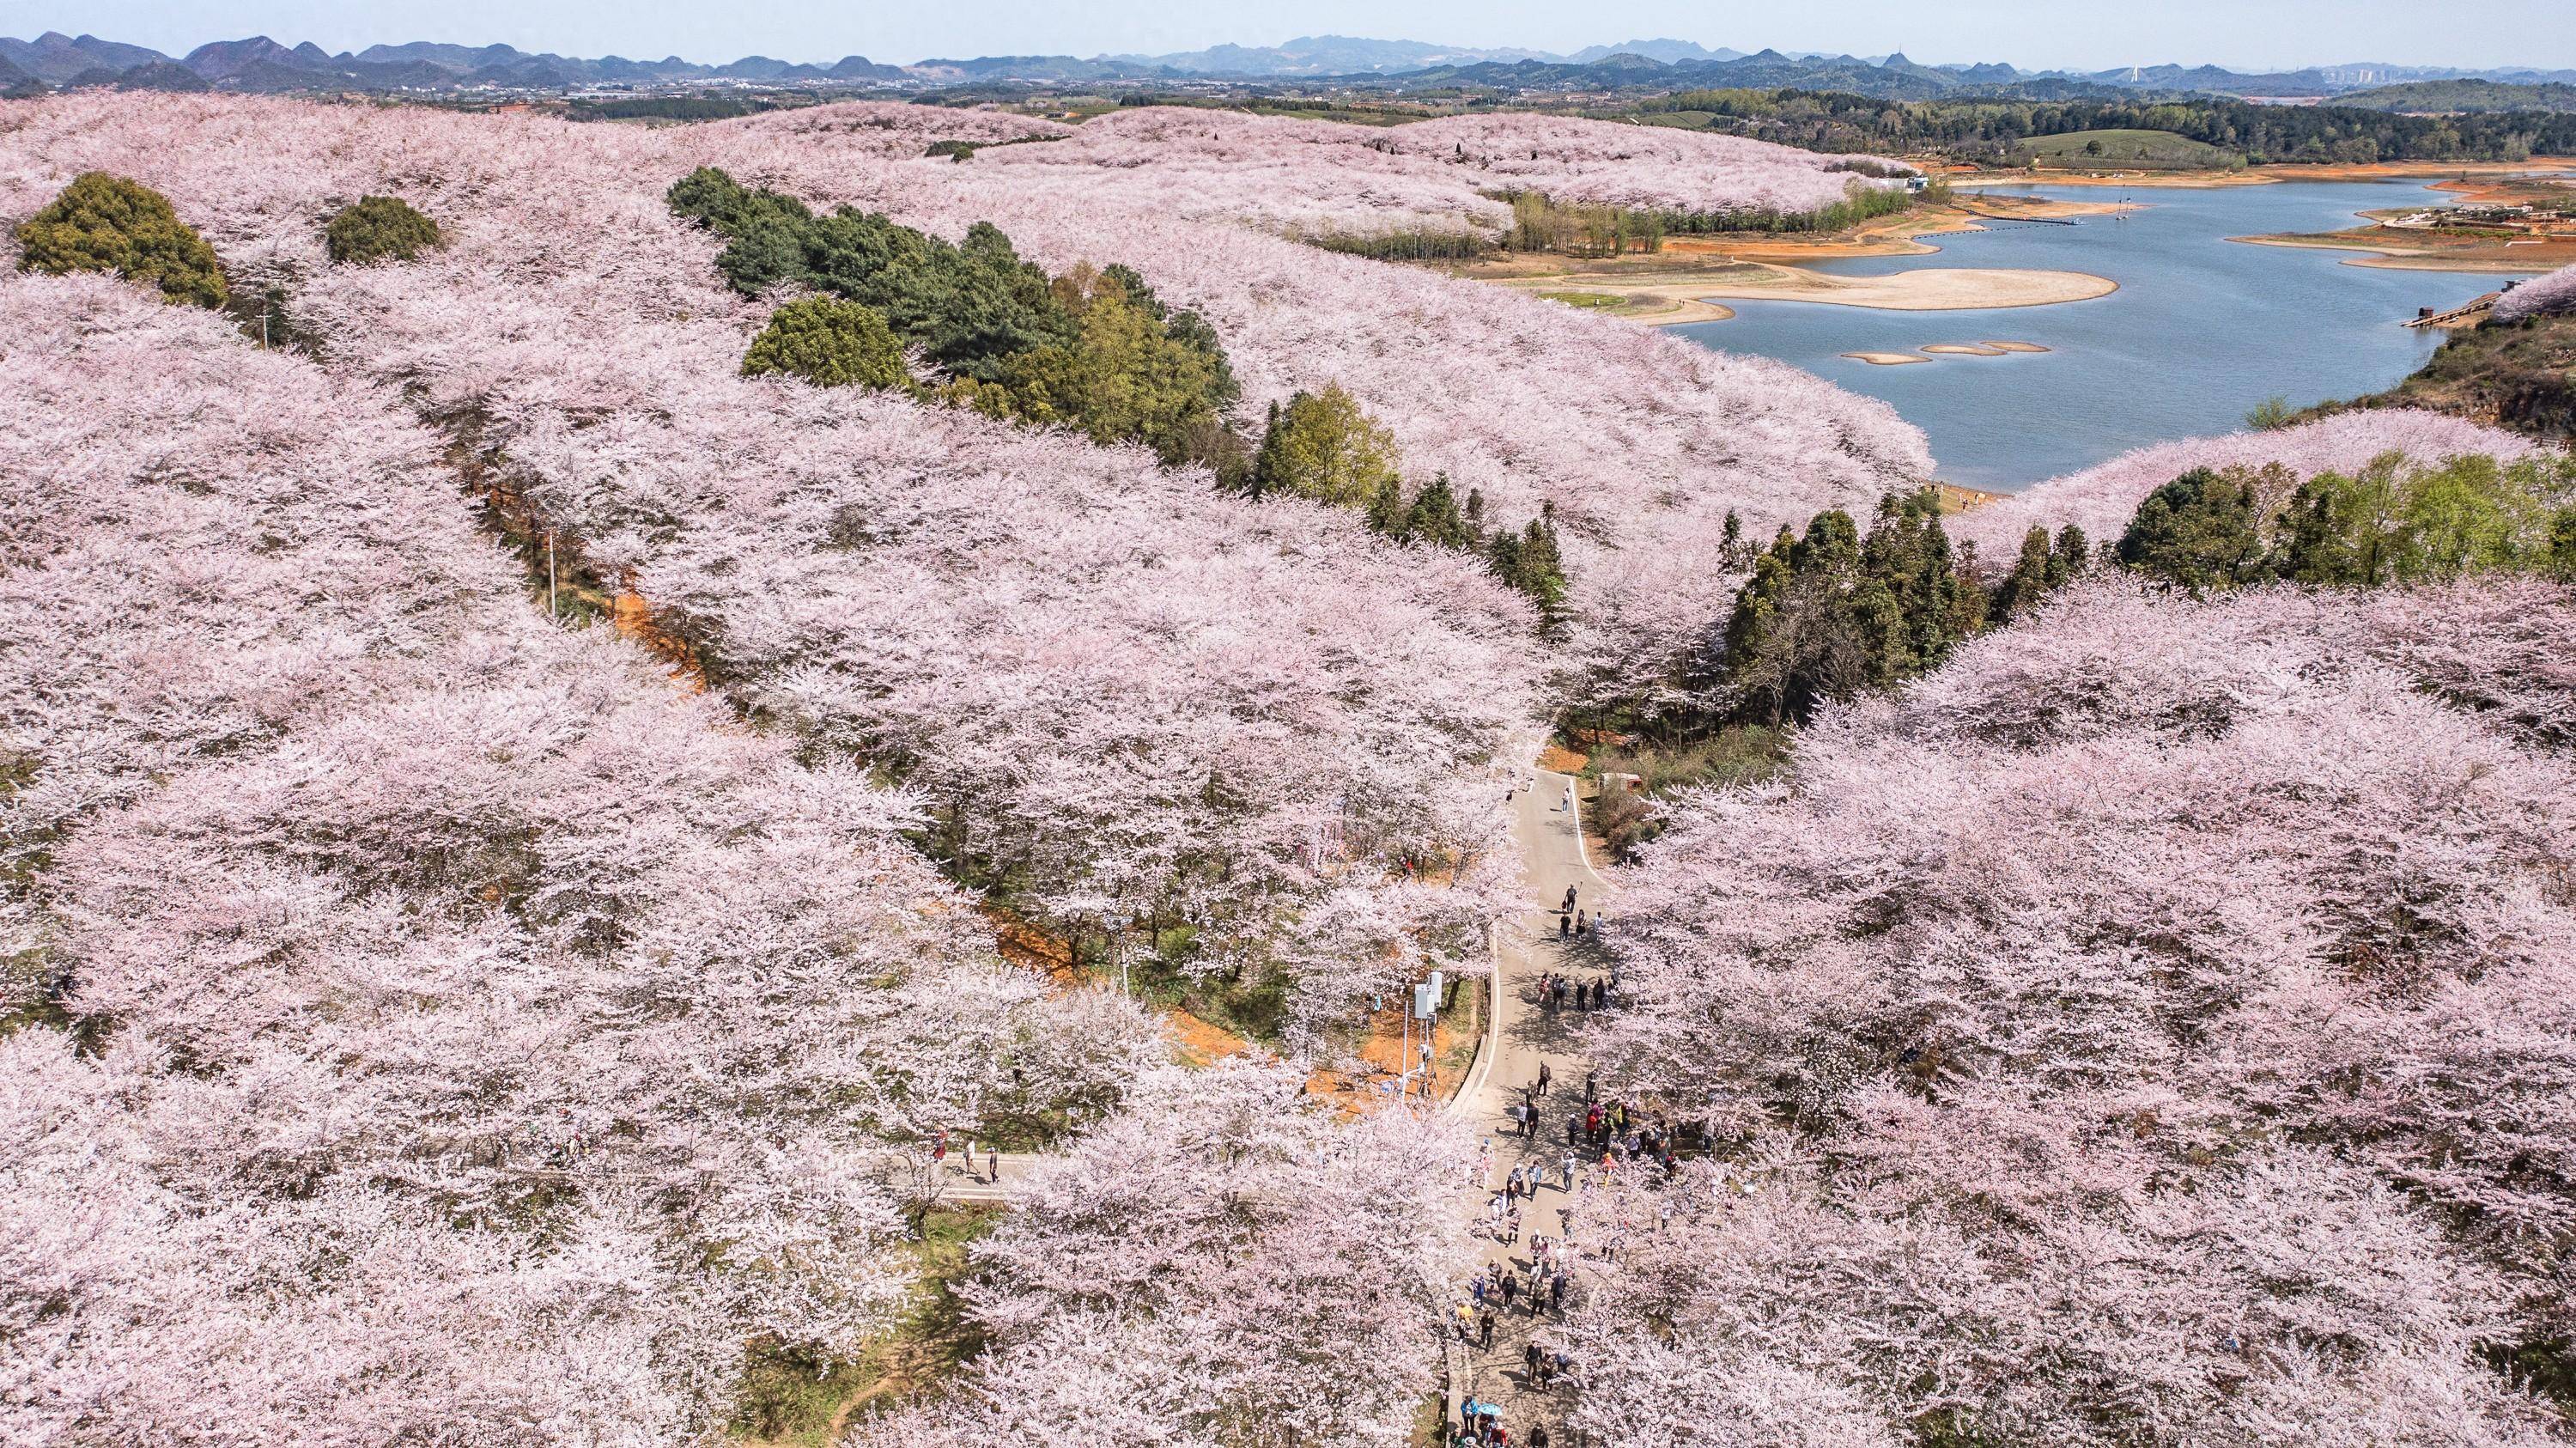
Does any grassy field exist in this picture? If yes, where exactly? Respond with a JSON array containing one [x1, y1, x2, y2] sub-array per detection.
[[2018, 129, 2242, 171], [1536, 290, 1631, 309]]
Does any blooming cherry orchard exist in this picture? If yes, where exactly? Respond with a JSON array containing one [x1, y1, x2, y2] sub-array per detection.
[[2494, 261, 2576, 323], [1575, 575, 2576, 1443], [0, 272, 1163, 1443], [1388, 113, 1905, 216], [0, 94, 1935, 1029], [945, 106, 1905, 243], [708, 103, 1931, 690], [847, 1059, 1471, 1448], [0, 94, 1563, 1035]]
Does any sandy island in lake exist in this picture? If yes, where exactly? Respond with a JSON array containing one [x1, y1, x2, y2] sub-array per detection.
[[1556, 263, 2117, 322], [1846, 340, 2052, 365], [2227, 232, 2576, 276], [1496, 262, 2116, 324]]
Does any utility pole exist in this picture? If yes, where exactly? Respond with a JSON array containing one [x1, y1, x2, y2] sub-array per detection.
[[1401, 989, 1422, 1092]]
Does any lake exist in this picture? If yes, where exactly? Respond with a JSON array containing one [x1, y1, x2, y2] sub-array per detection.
[[1670, 179, 2536, 490]]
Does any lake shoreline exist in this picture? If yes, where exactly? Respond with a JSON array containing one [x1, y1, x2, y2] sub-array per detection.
[[1949, 157, 2576, 191]]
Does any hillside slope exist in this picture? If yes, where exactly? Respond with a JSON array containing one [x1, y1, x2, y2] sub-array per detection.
[[1577, 575, 2576, 1442]]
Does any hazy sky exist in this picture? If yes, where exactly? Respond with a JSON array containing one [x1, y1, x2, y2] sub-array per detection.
[[8, 0, 2571, 72]]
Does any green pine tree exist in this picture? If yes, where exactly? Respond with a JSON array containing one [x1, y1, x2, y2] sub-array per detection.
[[1366, 475, 1410, 538], [1407, 473, 1469, 550], [2117, 468, 2272, 594]]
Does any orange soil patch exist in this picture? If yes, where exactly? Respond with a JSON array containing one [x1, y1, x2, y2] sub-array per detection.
[[610, 588, 708, 691], [1168, 1011, 1252, 1067], [1934, 482, 2011, 514], [983, 905, 1253, 1063], [1304, 987, 1484, 1114], [1536, 743, 1588, 773], [986, 908, 1083, 985]]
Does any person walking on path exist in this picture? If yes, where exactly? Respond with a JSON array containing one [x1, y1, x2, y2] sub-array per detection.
[[986, 1144, 999, 1183], [1537, 1061, 1551, 1097], [1479, 1307, 1495, 1350]]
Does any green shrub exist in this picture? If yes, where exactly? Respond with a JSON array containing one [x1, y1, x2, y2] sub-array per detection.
[[1245, 384, 1400, 506], [14, 172, 227, 307], [325, 195, 444, 265], [742, 296, 910, 389]]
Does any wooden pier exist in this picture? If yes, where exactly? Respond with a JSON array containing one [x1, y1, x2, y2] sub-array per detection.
[[2405, 292, 2501, 329]]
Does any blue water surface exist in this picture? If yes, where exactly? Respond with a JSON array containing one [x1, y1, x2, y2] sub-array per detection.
[[1670, 180, 2542, 490]]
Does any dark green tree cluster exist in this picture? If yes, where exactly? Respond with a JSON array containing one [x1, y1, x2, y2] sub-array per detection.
[[324, 195, 445, 265], [669, 167, 1238, 466], [957, 263, 1242, 466], [1715, 489, 1979, 725], [2115, 454, 2576, 593], [1987, 523, 2093, 624], [1676, 452, 2572, 734], [15, 172, 227, 308], [1631, 88, 2576, 167], [2112, 467, 2275, 593], [1483, 503, 1571, 630]]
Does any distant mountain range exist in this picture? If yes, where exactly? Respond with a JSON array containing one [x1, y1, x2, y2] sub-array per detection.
[[5, 28, 2575, 102], [0, 31, 908, 94]]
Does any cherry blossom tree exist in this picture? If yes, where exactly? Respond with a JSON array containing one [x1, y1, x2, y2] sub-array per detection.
[[2494, 261, 2576, 323]]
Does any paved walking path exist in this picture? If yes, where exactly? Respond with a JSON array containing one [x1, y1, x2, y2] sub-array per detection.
[[1438, 767, 1612, 1445], [927, 1150, 1037, 1205]]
